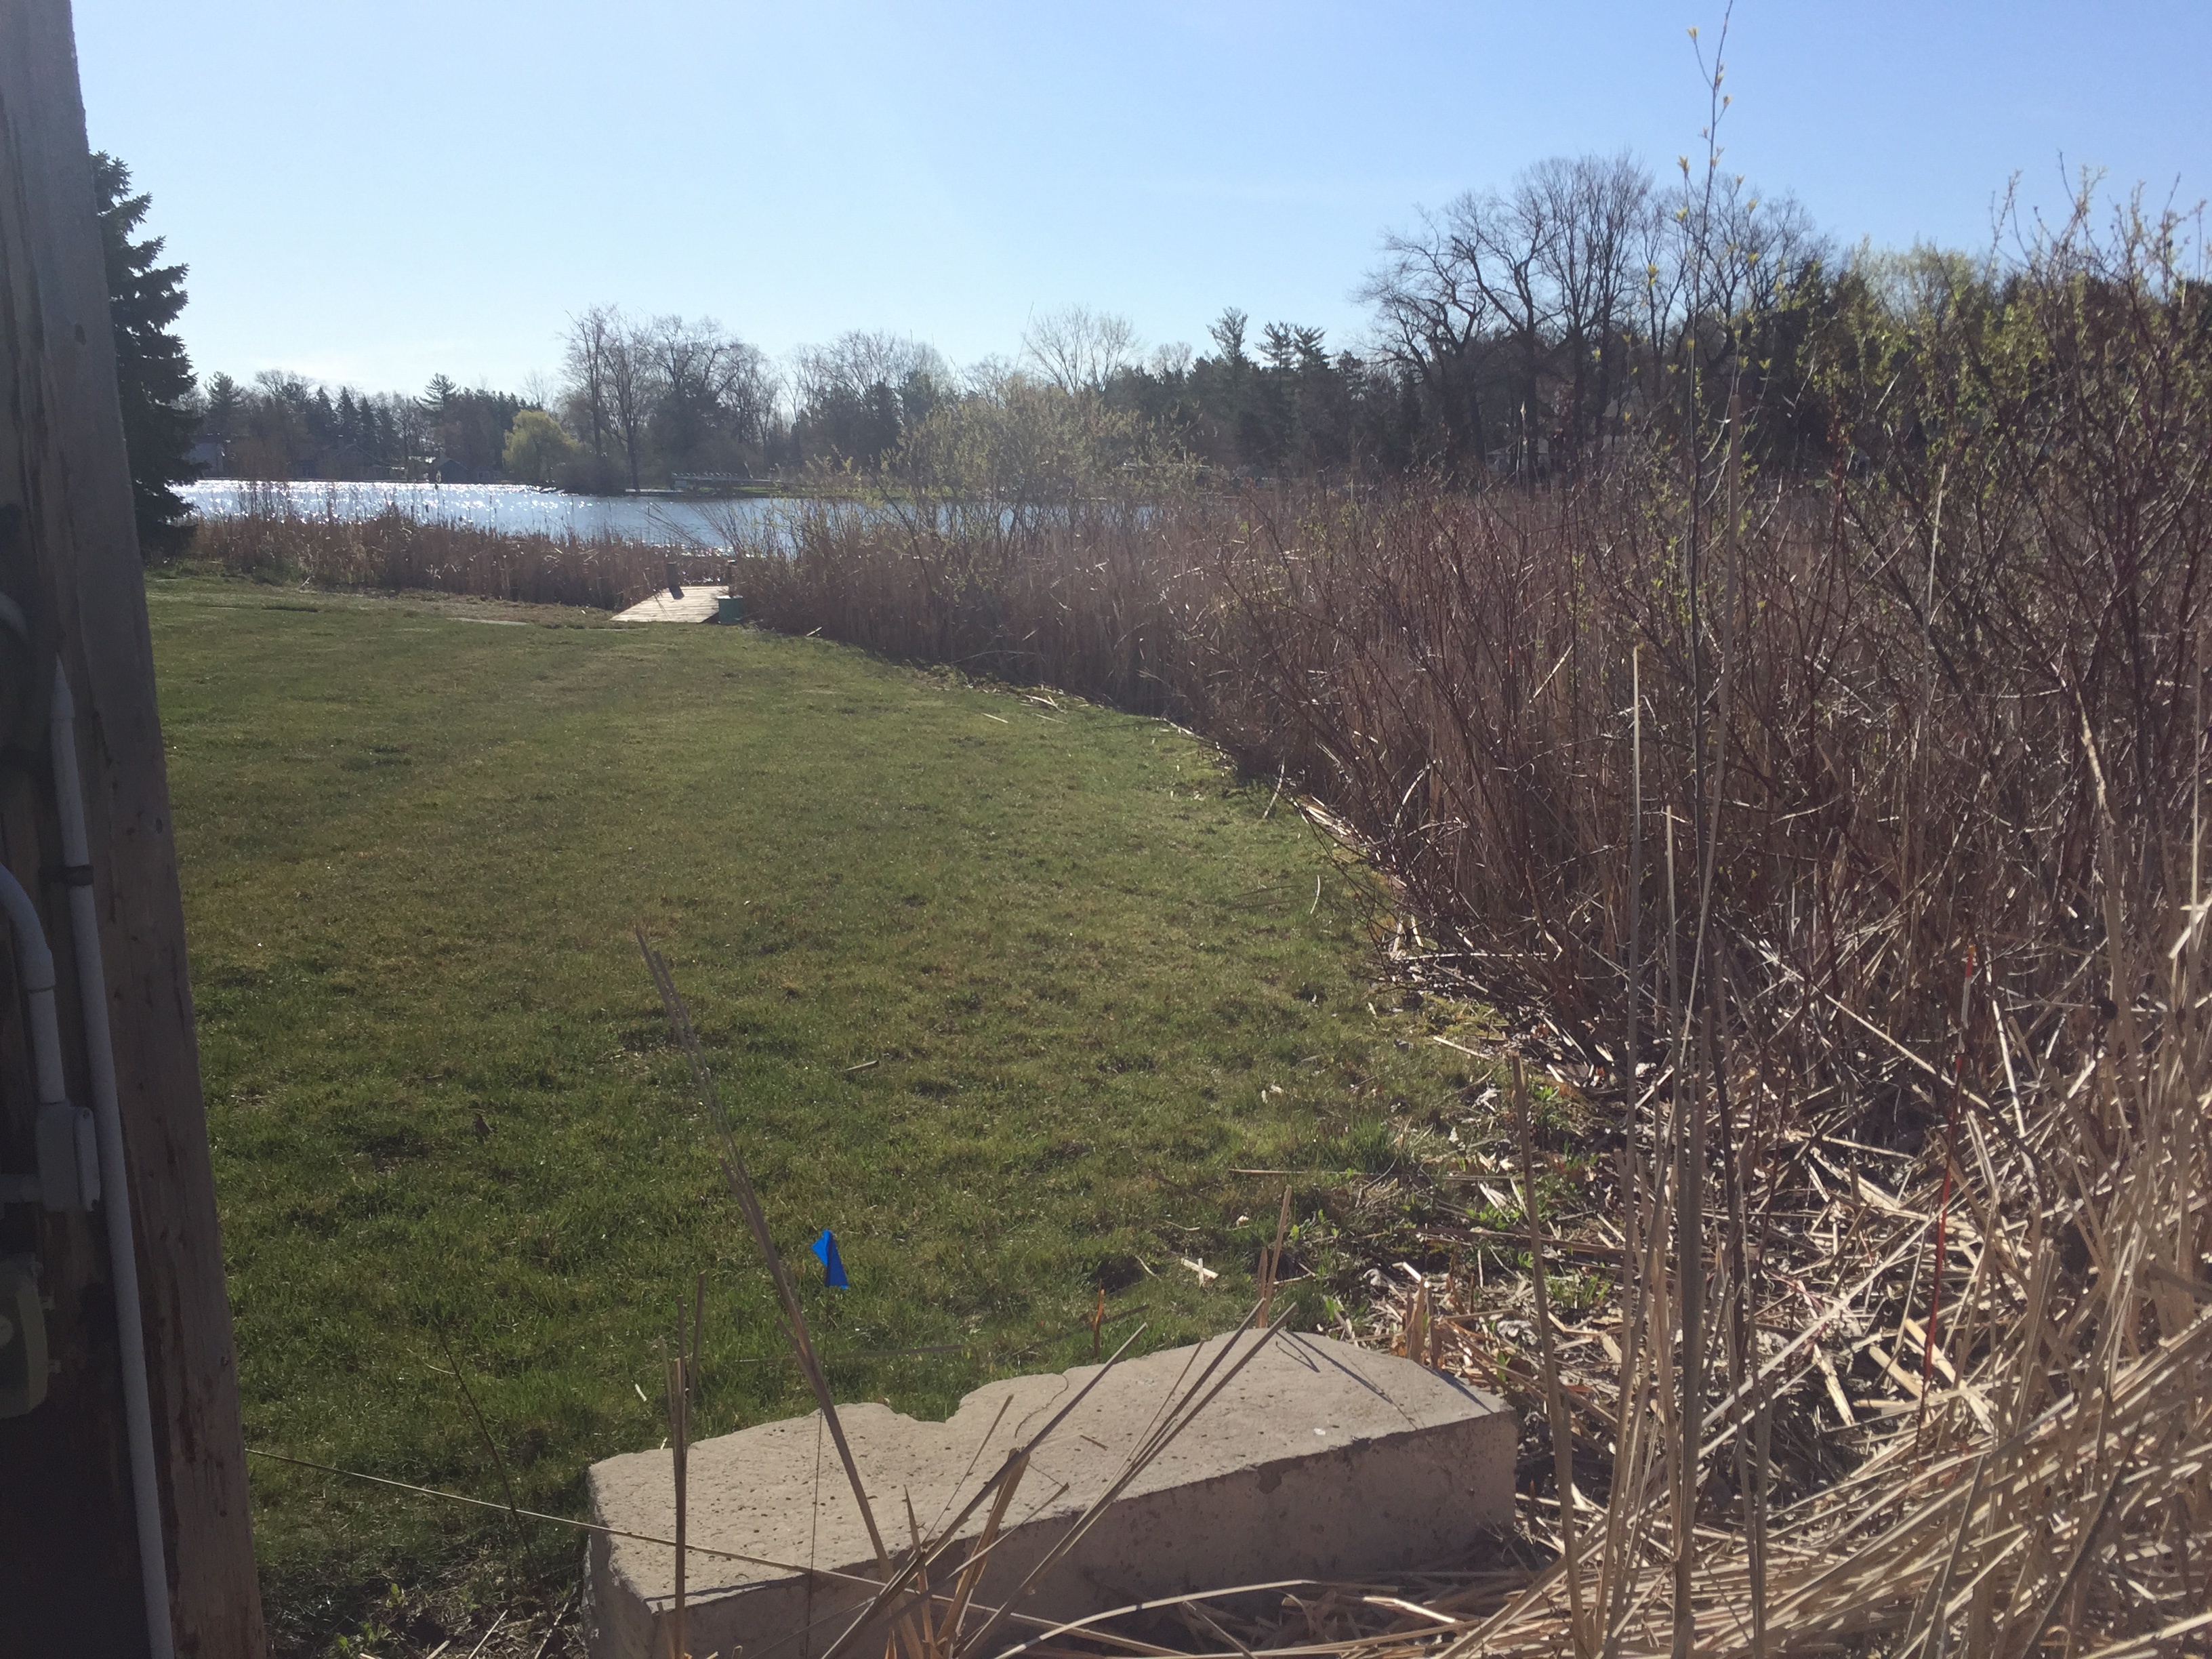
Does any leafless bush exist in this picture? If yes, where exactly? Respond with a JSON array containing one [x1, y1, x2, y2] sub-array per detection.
[[726, 198, 2211, 1650]]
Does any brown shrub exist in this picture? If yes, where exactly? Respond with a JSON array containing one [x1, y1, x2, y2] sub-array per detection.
[[188, 501, 724, 612]]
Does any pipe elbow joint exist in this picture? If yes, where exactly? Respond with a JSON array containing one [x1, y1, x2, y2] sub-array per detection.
[[0, 867, 55, 994]]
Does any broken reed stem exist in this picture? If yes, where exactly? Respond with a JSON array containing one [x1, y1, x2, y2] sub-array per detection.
[[243, 1445, 1134, 1659], [667, 1332, 689, 1659], [1670, 152, 1723, 1659], [941, 1451, 1027, 1653], [903, 1497, 935, 1654], [636, 931, 928, 1659], [1718, 388, 1766, 1659], [1515, 1057, 1586, 1657], [434, 1322, 523, 1542], [665, 1273, 708, 1659], [1671, 926, 1701, 1656], [812, 1322, 1155, 1659], [241, 1446, 889, 1584], [951, 1309, 1289, 1659], [1708, 940, 1765, 1659], [1259, 1185, 1292, 1324], [1919, 949, 1977, 1427], [1624, 642, 1643, 1101]]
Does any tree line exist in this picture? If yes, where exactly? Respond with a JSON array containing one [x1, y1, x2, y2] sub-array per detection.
[[196, 370, 523, 486], [527, 152, 1836, 489], [118, 142, 2099, 535]]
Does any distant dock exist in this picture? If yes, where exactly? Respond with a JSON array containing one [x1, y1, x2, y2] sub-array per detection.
[[615, 587, 722, 622]]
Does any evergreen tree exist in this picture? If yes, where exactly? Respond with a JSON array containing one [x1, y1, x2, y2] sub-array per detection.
[[308, 386, 337, 452], [201, 370, 242, 441], [91, 152, 197, 557]]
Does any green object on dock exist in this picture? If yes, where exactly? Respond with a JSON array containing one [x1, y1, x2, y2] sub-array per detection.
[[717, 594, 745, 624]]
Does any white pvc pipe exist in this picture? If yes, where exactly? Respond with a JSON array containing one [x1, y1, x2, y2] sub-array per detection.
[[51, 663, 173, 1659], [0, 861, 66, 1109]]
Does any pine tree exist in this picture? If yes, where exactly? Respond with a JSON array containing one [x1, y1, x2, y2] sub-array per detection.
[[201, 371, 242, 441], [308, 386, 337, 452], [91, 152, 197, 558]]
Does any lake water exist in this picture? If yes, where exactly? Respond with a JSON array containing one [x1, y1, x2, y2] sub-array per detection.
[[180, 479, 808, 549]]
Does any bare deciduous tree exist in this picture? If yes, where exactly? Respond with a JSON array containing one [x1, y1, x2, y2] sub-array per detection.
[[647, 314, 777, 472], [789, 330, 947, 465], [1528, 153, 1652, 461], [562, 304, 623, 466], [1359, 207, 1500, 468], [1021, 304, 1141, 396], [1366, 152, 1804, 472], [792, 330, 946, 413], [597, 311, 654, 491]]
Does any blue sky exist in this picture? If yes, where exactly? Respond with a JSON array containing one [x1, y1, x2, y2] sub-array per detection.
[[73, 1, 2211, 396]]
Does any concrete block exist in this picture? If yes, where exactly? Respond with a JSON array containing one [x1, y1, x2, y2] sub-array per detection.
[[585, 1332, 1513, 1659]]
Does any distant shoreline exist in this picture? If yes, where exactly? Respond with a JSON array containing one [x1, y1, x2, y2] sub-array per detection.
[[184, 476, 855, 502], [175, 478, 821, 549]]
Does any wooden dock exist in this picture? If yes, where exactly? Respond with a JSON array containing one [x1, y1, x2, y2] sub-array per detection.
[[615, 588, 723, 623]]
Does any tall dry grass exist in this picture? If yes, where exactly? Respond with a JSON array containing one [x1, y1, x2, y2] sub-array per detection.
[[187, 496, 723, 611], [722, 207, 2212, 1650]]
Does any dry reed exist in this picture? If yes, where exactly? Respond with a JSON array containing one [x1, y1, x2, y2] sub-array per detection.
[[715, 206, 2211, 1653], [204, 205, 2209, 1652], [188, 496, 724, 611]]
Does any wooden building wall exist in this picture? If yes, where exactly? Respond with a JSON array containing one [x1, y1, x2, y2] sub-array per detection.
[[0, 2, 265, 1652]]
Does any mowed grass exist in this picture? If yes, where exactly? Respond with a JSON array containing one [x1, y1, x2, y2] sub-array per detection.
[[147, 575, 1464, 1637]]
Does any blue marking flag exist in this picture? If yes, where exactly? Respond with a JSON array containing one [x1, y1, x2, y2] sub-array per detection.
[[811, 1227, 849, 1289]]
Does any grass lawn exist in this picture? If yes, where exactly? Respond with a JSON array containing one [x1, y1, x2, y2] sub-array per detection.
[[148, 574, 1471, 1648]]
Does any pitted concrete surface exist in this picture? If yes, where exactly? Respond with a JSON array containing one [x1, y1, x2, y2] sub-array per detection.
[[584, 1333, 1513, 1659]]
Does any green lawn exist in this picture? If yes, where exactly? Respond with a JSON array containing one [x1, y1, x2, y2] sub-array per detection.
[[148, 575, 1466, 1643]]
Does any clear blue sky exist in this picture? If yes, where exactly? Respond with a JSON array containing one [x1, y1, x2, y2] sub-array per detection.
[[72, 1, 2211, 397]]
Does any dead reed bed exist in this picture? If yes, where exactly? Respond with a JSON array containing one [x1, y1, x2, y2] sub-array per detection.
[[726, 494, 1214, 714], [724, 218, 2212, 1651], [187, 496, 722, 611], [1318, 892, 2212, 1656]]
